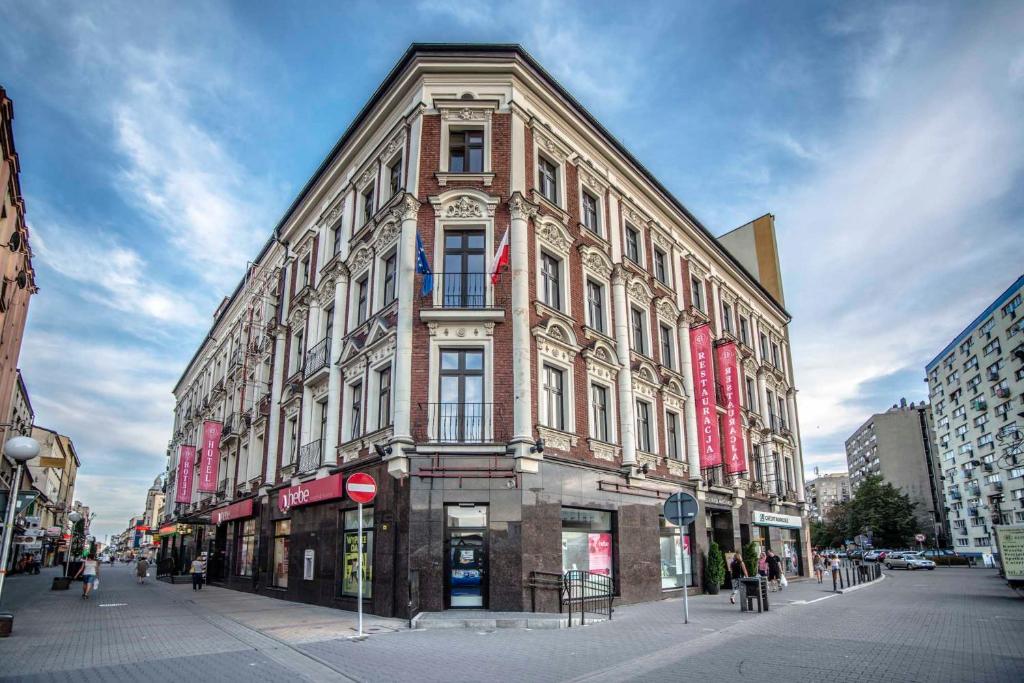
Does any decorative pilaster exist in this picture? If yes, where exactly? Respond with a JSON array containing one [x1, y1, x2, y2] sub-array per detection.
[[508, 192, 541, 472], [757, 369, 770, 424], [677, 311, 701, 481], [786, 388, 805, 502], [387, 193, 421, 478], [322, 266, 349, 467], [611, 264, 638, 470]]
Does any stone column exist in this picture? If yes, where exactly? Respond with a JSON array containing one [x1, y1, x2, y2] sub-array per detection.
[[786, 388, 806, 501], [757, 369, 770, 424], [611, 265, 638, 469], [508, 192, 541, 472], [322, 268, 348, 467], [710, 277, 722, 334], [387, 193, 421, 478], [264, 327, 287, 487], [677, 312, 701, 481]]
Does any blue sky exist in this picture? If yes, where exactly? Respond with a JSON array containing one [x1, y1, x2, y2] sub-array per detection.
[[2, 1, 1022, 541]]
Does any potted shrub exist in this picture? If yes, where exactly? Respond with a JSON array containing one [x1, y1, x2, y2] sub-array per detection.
[[704, 542, 725, 594], [743, 541, 760, 578]]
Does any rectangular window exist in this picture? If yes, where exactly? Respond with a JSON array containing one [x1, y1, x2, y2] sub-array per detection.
[[332, 222, 343, 257], [582, 191, 600, 234], [739, 316, 750, 345], [625, 225, 641, 263], [236, 518, 256, 577], [389, 157, 402, 197], [341, 507, 374, 598], [300, 256, 311, 289], [636, 400, 652, 452], [587, 280, 605, 334], [272, 520, 291, 588], [760, 333, 770, 361], [561, 508, 613, 578], [362, 185, 375, 225], [660, 324, 674, 369], [442, 230, 486, 308], [356, 277, 369, 324], [722, 302, 733, 334], [690, 276, 704, 312], [541, 253, 562, 309], [350, 382, 363, 440], [450, 129, 484, 173], [745, 377, 758, 412], [631, 308, 647, 355], [292, 331, 304, 375], [438, 348, 485, 442], [654, 249, 668, 284], [591, 384, 609, 442], [771, 342, 781, 368], [666, 411, 680, 460], [538, 156, 559, 204], [660, 516, 694, 589], [542, 365, 565, 430], [377, 367, 392, 430], [380, 253, 397, 305]]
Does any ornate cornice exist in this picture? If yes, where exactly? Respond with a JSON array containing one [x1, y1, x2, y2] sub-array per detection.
[[389, 192, 421, 223], [508, 191, 539, 222]]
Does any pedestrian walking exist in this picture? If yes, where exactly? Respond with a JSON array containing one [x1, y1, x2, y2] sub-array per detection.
[[765, 549, 782, 592], [729, 553, 749, 605], [73, 553, 100, 599], [190, 556, 205, 591], [136, 556, 150, 584], [830, 553, 841, 586], [757, 551, 768, 578], [814, 552, 825, 584]]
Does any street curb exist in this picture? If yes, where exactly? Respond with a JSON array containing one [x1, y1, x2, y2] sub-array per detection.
[[837, 572, 886, 594]]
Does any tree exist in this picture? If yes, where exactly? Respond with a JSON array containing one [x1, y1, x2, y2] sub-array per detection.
[[742, 541, 759, 577], [812, 500, 852, 548], [847, 475, 919, 548], [704, 542, 725, 594]]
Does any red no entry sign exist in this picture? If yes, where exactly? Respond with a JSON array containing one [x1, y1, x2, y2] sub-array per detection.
[[346, 472, 377, 504]]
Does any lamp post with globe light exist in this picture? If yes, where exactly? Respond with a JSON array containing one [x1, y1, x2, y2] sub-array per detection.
[[0, 435, 41, 605], [66, 511, 83, 577]]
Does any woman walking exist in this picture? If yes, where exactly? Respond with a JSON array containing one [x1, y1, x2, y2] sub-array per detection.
[[73, 553, 100, 599], [830, 554, 842, 588], [757, 551, 768, 578], [190, 555, 205, 591], [136, 556, 150, 584], [814, 552, 825, 583], [729, 553, 749, 605]]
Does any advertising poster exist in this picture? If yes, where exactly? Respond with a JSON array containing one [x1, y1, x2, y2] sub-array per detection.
[[342, 531, 372, 596], [689, 324, 722, 468], [198, 420, 223, 492], [995, 525, 1024, 580], [588, 532, 612, 576], [175, 445, 195, 503], [715, 341, 748, 474]]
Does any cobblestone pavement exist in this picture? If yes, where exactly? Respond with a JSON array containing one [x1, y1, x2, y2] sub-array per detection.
[[1, 564, 1021, 682]]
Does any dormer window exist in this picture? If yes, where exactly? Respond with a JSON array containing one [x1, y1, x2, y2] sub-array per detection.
[[449, 129, 484, 173]]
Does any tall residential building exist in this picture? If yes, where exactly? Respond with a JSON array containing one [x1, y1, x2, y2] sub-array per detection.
[[926, 274, 1024, 558], [27, 426, 80, 565], [804, 472, 850, 521], [160, 44, 807, 617], [845, 399, 946, 543], [0, 88, 37, 446]]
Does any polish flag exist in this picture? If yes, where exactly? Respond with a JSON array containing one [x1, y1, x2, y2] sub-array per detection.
[[490, 226, 510, 284]]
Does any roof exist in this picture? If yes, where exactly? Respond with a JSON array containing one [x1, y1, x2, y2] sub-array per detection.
[[174, 43, 792, 390], [925, 273, 1024, 372]]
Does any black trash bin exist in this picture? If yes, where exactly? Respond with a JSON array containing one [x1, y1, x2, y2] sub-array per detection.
[[739, 576, 769, 613], [51, 576, 72, 590], [0, 613, 12, 638]]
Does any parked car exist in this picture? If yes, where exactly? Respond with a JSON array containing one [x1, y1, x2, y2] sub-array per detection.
[[864, 549, 888, 562], [921, 549, 971, 566], [849, 549, 864, 561], [886, 552, 936, 570]]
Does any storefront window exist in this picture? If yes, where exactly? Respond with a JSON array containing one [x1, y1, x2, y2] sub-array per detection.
[[561, 508, 613, 578], [783, 529, 801, 575], [236, 519, 256, 577], [341, 507, 373, 598], [272, 520, 290, 588], [659, 516, 694, 589]]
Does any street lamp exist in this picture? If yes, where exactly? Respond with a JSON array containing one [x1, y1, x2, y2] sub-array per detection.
[[0, 435, 41, 606], [65, 511, 83, 577]]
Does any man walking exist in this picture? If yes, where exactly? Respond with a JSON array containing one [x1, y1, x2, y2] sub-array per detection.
[[190, 555, 205, 591], [765, 549, 783, 592]]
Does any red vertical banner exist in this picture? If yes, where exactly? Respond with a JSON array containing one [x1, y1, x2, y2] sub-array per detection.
[[715, 341, 748, 474], [198, 420, 223, 492], [175, 445, 195, 503], [690, 324, 722, 468]]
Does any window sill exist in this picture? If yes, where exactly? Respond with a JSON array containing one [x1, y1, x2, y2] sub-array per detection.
[[436, 171, 495, 187], [529, 190, 571, 224], [578, 223, 609, 250], [622, 258, 647, 278]]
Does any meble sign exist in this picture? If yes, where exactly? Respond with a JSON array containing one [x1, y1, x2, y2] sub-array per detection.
[[278, 473, 345, 512]]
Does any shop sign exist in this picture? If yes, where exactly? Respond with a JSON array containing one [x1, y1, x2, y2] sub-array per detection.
[[159, 524, 177, 535], [689, 324, 721, 468], [175, 445, 196, 503], [715, 341, 747, 474], [752, 510, 802, 529], [211, 498, 254, 525], [994, 525, 1024, 581], [198, 421, 223, 492], [45, 526, 61, 537], [278, 473, 345, 512], [588, 533, 612, 576]]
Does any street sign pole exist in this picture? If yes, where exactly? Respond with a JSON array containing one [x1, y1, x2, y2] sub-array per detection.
[[357, 501, 364, 639], [663, 491, 699, 625], [677, 495, 689, 624]]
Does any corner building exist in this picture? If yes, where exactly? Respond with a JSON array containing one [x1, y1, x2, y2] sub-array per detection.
[[161, 45, 809, 617]]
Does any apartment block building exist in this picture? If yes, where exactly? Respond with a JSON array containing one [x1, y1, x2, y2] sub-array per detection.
[[926, 274, 1024, 558], [845, 399, 946, 543], [160, 45, 808, 616], [804, 472, 850, 521]]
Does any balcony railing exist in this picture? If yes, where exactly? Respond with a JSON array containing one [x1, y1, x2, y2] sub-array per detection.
[[304, 337, 330, 378], [222, 413, 241, 439], [297, 439, 323, 474], [769, 414, 790, 436], [424, 273, 506, 309], [415, 402, 505, 443]]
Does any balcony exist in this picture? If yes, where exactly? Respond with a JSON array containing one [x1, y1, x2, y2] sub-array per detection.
[[297, 439, 323, 474], [221, 413, 242, 443], [419, 273, 506, 323], [415, 402, 505, 444], [229, 347, 244, 375], [303, 337, 331, 380], [949, 490, 962, 500], [995, 386, 1011, 399], [769, 414, 791, 437], [968, 507, 980, 517]]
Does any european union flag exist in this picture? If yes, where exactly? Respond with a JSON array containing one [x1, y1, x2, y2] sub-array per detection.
[[416, 233, 433, 296]]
